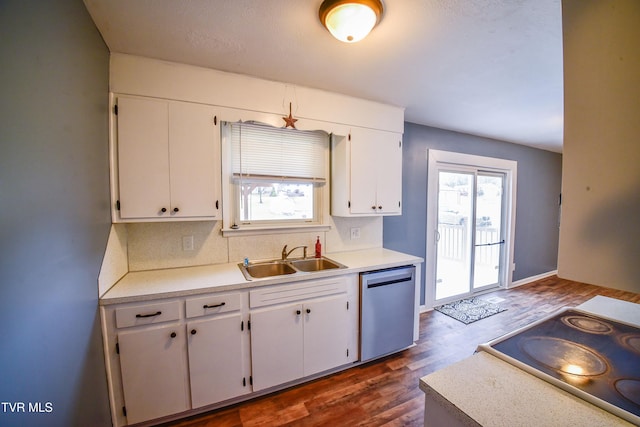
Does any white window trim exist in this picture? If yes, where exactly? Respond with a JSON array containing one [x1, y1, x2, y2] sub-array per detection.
[[220, 119, 332, 236]]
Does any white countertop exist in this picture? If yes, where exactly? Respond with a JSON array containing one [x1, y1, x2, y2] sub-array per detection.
[[100, 247, 423, 305], [419, 296, 639, 427], [575, 295, 640, 326], [420, 351, 634, 427]]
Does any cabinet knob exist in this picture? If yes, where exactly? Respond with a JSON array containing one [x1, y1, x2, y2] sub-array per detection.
[[161, 207, 167, 213], [173, 207, 180, 213], [378, 205, 382, 210], [191, 329, 197, 335], [170, 332, 177, 338], [371, 206, 377, 210], [296, 310, 301, 315], [306, 308, 311, 314]]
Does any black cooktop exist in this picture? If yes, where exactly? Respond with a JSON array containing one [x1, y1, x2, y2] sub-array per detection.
[[479, 308, 640, 425]]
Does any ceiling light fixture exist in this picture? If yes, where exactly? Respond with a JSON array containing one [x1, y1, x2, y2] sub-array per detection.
[[319, 0, 384, 43]]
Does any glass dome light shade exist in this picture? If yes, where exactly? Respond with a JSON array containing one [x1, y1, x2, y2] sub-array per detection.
[[320, 1, 383, 43]]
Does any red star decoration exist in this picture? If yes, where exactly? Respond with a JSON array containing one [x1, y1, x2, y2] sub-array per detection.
[[283, 102, 297, 129]]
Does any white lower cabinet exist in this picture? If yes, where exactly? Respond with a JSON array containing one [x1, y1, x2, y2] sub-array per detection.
[[187, 313, 248, 408], [101, 275, 358, 427], [250, 278, 351, 392], [303, 296, 350, 376], [250, 302, 305, 390], [118, 324, 190, 424]]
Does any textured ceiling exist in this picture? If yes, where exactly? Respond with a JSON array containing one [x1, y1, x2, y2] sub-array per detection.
[[84, 0, 564, 152]]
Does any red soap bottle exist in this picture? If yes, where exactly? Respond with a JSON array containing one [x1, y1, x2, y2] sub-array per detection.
[[315, 236, 322, 258]]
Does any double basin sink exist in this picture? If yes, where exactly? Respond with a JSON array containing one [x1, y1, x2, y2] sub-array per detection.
[[238, 257, 347, 280]]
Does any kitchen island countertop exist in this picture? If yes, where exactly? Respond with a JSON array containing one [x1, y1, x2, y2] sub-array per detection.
[[419, 296, 639, 427]]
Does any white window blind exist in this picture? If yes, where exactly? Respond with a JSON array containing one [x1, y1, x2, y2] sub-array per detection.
[[230, 122, 327, 182]]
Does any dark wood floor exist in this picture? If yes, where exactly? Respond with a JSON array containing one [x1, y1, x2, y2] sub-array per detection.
[[166, 276, 640, 427]]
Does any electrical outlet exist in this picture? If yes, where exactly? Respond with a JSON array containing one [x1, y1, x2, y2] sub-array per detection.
[[350, 227, 361, 240], [182, 235, 194, 251]]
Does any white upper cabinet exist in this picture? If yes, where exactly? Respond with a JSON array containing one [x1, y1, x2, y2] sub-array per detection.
[[331, 128, 403, 216], [109, 56, 405, 223], [116, 96, 170, 219], [168, 101, 221, 218], [113, 95, 221, 221]]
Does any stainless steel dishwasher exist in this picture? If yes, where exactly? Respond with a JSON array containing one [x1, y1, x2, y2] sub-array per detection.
[[360, 265, 416, 361]]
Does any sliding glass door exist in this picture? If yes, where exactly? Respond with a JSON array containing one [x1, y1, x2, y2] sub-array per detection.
[[473, 173, 505, 290], [434, 169, 506, 302]]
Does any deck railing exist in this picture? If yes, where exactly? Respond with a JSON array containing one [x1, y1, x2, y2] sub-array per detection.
[[438, 224, 500, 264]]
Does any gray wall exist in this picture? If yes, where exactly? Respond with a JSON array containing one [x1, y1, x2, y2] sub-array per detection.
[[0, 1, 112, 426], [384, 123, 562, 305]]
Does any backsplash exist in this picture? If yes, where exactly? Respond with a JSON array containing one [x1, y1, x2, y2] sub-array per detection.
[[125, 216, 383, 272]]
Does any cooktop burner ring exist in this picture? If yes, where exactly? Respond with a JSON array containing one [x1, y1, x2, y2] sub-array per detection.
[[619, 334, 640, 355], [614, 378, 640, 408], [519, 336, 609, 377], [561, 315, 614, 334]]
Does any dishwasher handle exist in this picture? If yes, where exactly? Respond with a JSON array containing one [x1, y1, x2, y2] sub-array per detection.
[[366, 275, 412, 289], [362, 266, 415, 289]]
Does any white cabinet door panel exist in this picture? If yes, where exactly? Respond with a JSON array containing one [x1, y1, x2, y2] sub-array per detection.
[[250, 303, 303, 391], [169, 102, 220, 218], [117, 96, 170, 218], [303, 295, 349, 376], [349, 130, 378, 214], [118, 324, 189, 424], [375, 134, 402, 214], [188, 314, 247, 408]]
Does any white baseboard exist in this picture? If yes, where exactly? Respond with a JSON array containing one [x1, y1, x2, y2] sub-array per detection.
[[509, 270, 558, 289]]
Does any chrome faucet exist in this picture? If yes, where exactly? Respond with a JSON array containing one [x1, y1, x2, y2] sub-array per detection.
[[282, 245, 307, 260]]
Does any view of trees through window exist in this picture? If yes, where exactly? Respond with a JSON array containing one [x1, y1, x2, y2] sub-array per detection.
[[239, 182, 314, 222]]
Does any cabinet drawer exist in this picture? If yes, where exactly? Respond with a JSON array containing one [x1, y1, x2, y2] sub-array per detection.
[[115, 301, 181, 329], [186, 293, 241, 318], [250, 277, 347, 308]]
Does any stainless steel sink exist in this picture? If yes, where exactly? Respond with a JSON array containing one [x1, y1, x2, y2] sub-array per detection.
[[240, 261, 297, 279], [238, 257, 346, 280], [288, 257, 344, 272]]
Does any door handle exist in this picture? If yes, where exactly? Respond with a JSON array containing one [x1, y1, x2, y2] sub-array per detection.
[[475, 240, 505, 247]]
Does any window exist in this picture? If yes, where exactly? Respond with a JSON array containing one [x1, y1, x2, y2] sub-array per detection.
[[224, 121, 329, 229]]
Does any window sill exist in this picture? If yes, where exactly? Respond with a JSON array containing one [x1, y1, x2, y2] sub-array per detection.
[[221, 224, 331, 237]]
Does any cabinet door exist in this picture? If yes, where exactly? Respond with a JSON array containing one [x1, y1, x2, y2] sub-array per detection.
[[117, 96, 171, 219], [303, 295, 349, 376], [118, 325, 189, 424], [344, 128, 402, 215], [169, 102, 221, 218], [250, 303, 303, 391], [187, 314, 248, 408], [349, 129, 378, 214], [375, 134, 402, 215]]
